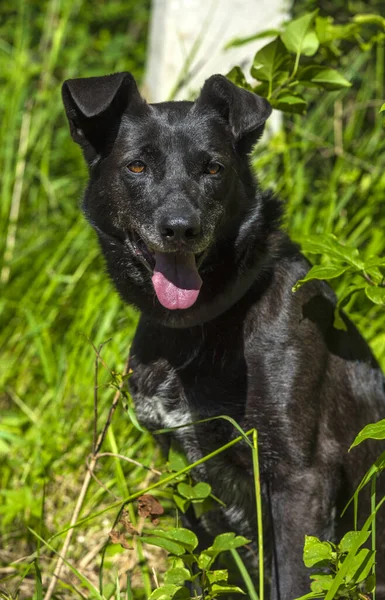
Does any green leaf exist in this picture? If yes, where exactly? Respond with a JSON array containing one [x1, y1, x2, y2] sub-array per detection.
[[251, 38, 291, 92], [177, 483, 196, 499], [293, 264, 349, 292], [147, 528, 198, 552], [177, 481, 211, 500], [274, 92, 307, 115], [192, 482, 211, 499], [226, 66, 253, 91], [364, 257, 385, 269], [340, 530, 370, 553], [350, 418, 385, 448], [365, 285, 385, 305], [198, 551, 212, 570], [300, 234, 364, 269], [345, 548, 375, 584], [198, 534, 250, 569], [303, 536, 333, 568], [365, 573, 376, 593], [141, 536, 186, 556], [380, 103, 385, 113], [164, 568, 192, 586], [212, 533, 250, 552], [298, 66, 351, 90], [210, 583, 246, 595], [206, 570, 228, 584], [225, 29, 280, 50], [310, 573, 333, 592], [168, 442, 189, 472], [173, 494, 190, 514], [281, 10, 319, 56]]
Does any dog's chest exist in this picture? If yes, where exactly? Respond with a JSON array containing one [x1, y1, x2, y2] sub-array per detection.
[[128, 340, 255, 504]]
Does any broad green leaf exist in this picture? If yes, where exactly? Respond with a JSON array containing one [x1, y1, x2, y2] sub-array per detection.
[[300, 234, 364, 269], [299, 66, 351, 90], [148, 528, 198, 552], [206, 570, 228, 584], [168, 443, 189, 472], [169, 528, 199, 551], [293, 264, 349, 292], [365, 573, 376, 592], [164, 568, 192, 585], [303, 536, 333, 568], [193, 482, 211, 499], [141, 536, 186, 556], [365, 285, 385, 305], [177, 483, 196, 499], [177, 481, 211, 500], [173, 494, 190, 513], [364, 256, 385, 269], [281, 10, 319, 56], [198, 551, 212, 570], [350, 418, 385, 448], [340, 530, 370, 553], [198, 534, 250, 569], [251, 38, 291, 92], [310, 573, 333, 592], [380, 103, 385, 113], [345, 548, 375, 584], [225, 29, 280, 50], [274, 92, 307, 115], [226, 66, 253, 91], [212, 533, 250, 552], [210, 583, 246, 595]]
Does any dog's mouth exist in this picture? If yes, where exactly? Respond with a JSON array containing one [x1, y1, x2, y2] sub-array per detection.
[[127, 230, 205, 311]]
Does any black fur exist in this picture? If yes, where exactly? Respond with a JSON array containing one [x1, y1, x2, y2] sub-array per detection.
[[62, 72, 385, 599]]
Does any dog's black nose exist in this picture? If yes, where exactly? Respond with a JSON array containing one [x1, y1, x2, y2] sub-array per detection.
[[158, 215, 201, 243]]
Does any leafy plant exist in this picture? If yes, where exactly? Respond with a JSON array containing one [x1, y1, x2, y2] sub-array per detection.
[[226, 11, 385, 114], [297, 532, 375, 599], [143, 530, 249, 599]]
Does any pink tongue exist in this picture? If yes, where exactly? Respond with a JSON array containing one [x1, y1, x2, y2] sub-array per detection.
[[152, 252, 202, 310]]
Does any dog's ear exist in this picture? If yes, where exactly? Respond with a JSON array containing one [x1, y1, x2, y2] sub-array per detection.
[[62, 72, 147, 161], [195, 75, 272, 151]]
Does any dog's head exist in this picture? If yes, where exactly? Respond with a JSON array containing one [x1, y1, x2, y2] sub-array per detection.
[[62, 72, 273, 325]]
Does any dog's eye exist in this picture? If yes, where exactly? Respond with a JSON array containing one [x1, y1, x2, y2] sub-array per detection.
[[127, 161, 146, 174], [205, 162, 223, 175]]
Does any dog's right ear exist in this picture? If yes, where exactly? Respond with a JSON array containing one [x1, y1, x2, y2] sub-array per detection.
[[62, 72, 147, 161]]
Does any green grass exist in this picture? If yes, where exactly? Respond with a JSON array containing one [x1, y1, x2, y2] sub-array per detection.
[[1, 1, 385, 598]]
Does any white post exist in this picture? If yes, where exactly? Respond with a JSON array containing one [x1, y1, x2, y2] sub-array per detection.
[[145, 0, 289, 104]]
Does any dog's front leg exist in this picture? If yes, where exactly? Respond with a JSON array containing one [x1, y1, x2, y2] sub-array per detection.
[[268, 469, 337, 600]]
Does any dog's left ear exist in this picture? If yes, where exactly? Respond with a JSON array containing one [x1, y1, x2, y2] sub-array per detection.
[[195, 75, 272, 151]]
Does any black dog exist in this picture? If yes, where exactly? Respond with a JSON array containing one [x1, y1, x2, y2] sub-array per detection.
[[62, 72, 385, 599]]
